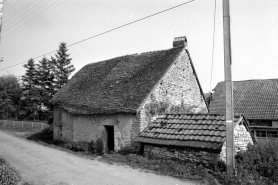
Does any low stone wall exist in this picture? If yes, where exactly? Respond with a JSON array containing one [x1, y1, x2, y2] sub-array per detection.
[[0, 120, 48, 130], [143, 144, 220, 164]]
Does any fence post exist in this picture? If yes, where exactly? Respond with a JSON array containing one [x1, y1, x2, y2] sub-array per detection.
[[32, 122, 33, 128], [4, 120, 6, 127], [13, 121, 14, 127], [42, 123, 44, 130], [22, 121, 23, 128]]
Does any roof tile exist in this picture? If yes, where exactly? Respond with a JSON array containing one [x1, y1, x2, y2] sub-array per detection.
[[135, 113, 254, 151], [210, 79, 278, 120]]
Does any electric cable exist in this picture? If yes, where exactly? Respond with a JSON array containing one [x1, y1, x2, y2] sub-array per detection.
[[0, 0, 197, 71], [4, 0, 35, 23], [209, 0, 217, 94], [3, 0, 66, 41], [3, 0, 46, 30]]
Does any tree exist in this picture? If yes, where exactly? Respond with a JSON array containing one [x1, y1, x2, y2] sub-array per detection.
[[53, 42, 75, 89], [36, 57, 56, 119], [0, 75, 22, 119], [37, 57, 55, 108], [21, 58, 40, 120]]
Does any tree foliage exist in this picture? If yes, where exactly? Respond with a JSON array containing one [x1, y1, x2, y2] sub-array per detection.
[[0, 42, 75, 121], [0, 75, 22, 119], [53, 42, 75, 89], [21, 58, 40, 119]]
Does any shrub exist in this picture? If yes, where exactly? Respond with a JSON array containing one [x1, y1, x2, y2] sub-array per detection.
[[0, 158, 19, 185], [95, 139, 104, 154], [27, 127, 53, 143], [119, 144, 139, 155], [213, 142, 278, 185], [88, 140, 95, 154]]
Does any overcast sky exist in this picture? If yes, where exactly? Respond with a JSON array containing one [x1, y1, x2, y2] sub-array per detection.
[[0, 0, 277, 93]]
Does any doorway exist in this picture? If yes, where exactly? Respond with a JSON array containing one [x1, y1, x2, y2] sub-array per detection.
[[105, 126, 114, 152]]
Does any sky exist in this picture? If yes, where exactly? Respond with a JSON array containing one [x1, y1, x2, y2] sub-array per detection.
[[0, 0, 277, 93]]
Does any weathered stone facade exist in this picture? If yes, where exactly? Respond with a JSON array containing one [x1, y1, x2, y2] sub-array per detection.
[[53, 106, 137, 152], [220, 121, 254, 162], [139, 50, 208, 131], [143, 145, 220, 164]]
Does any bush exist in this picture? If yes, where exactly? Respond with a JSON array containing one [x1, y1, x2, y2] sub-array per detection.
[[27, 127, 53, 143], [88, 140, 95, 154], [213, 142, 278, 185], [119, 144, 140, 155], [0, 158, 19, 185], [95, 139, 104, 154]]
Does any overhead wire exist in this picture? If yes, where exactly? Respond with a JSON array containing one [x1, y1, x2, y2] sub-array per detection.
[[3, 0, 45, 30], [3, 0, 35, 23], [0, 0, 197, 71], [209, 0, 217, 94], [3, 0, 59, 38], [3, 0, 66, 41]]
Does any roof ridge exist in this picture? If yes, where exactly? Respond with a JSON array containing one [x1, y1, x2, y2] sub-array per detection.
[[85, 46, 185, 66], [217, 78, 278, 84]]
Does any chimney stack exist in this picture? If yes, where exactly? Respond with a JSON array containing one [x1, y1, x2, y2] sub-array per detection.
[[173, 36, 187, 48]]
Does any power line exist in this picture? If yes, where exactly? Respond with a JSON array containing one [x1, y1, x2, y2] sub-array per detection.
[[3, 0, 54, 37], [3, 0, 45, 30], [209, 0, 217, 93], [3, 0, 35, 23], [0, 0, 197, 71], [3, 0, 66, 41]]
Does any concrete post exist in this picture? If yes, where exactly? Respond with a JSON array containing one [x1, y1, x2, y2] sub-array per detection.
[[223, 0, 235, 176]]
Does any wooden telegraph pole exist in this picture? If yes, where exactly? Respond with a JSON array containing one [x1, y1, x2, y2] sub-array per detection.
[[223, 0, 234, 176]]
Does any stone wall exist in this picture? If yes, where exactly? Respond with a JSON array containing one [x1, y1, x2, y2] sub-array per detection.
[[53, 107, 137, 151], [139, 50, 208, 131], [143, 144, 220, 164], [220, 121, 254, 162]]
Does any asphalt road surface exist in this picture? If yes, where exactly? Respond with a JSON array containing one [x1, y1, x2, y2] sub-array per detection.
[[0, 130, 199, 185]]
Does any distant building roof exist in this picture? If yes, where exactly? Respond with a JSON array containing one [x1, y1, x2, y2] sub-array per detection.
[[135, 113, 251, 151], [210, 79, 278, 120]]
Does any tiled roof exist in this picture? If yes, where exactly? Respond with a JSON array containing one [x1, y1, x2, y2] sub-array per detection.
[[53, 46, 204, 114], [135, 113, 244, 150], [210, 79, 278, 120]]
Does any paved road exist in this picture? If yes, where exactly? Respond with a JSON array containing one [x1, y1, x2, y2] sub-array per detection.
[[0, 130, 199, 185]]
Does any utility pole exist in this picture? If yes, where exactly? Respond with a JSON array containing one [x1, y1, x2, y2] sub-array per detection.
[[223, 0, 234, 176]]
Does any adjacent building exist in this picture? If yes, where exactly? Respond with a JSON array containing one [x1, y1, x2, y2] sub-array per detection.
[[135, 113, 255, 164], [210, 79, 278, 144]]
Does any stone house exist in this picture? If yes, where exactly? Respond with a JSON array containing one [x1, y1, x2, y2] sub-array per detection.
[[52, 36, 208, 152], [135, 113, 256, 164], [210, 79, 278, 144]]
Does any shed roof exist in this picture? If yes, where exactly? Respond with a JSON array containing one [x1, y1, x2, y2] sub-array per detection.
[[52, 46, 206, 114], [210, 79, 278, 120], [135, 113, 249, 151]]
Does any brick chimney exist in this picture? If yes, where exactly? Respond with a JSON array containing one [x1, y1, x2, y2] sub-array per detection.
[[173, 36, 187, 48]]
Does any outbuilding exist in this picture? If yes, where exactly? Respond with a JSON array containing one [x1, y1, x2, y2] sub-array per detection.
[[52, 37, 208, 152], [135, 113, 256, 164]]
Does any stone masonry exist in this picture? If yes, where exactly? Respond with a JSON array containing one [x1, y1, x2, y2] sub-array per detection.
[[220, 121, 254, 162], [138, 50, 208, 131], [144, 144, 220, 164]]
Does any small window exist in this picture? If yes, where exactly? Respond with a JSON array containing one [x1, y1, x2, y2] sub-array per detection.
[[256, 131, 267, 137], [267, 131, 278, 138], [249, 120, 272, 127]]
